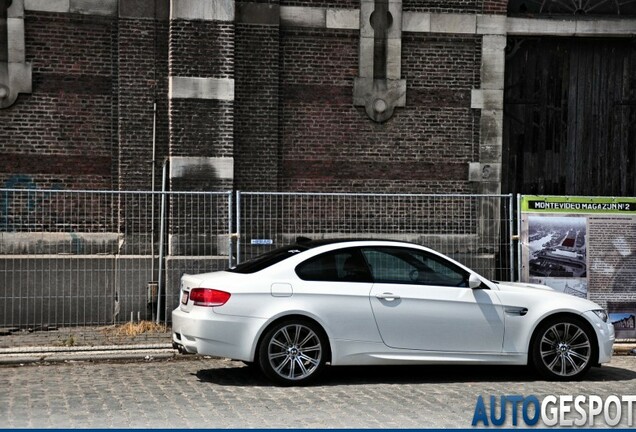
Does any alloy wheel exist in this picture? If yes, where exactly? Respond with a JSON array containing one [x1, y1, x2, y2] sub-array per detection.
[[538, 322, 591, 377], [267, 323, 323, 381]]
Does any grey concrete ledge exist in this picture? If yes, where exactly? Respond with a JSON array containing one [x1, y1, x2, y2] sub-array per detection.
[[508, 17, 636, 36], [471, 89, 504, 110], [171, 0, 234, 21], [0, 348, 177, 364], [169, 156, 234, 181], [0, 343, 172, 354], [25, 0, 117, 16], [169, 76, 234, 100]]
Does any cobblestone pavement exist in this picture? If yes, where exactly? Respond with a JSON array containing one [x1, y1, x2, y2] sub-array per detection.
[[1, 356, 635, 428]]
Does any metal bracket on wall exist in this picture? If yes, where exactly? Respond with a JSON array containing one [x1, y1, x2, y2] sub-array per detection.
[[353, 0, 406, 123], [0, 0, 32, 109]]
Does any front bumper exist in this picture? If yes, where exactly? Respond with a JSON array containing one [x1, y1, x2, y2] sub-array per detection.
[[583, 310, 615, 364]]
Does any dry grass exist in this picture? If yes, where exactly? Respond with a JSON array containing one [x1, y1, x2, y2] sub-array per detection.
[[103, 321, 167, 337]]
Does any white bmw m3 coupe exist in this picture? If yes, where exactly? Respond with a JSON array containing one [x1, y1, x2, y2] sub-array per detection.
[[172, 239, 614, 385]]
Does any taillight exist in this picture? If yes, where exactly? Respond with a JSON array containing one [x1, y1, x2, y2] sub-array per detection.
[[189, 288, 231, 307]]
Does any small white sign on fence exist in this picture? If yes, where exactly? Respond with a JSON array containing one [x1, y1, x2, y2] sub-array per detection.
[[251, 239, 274, 245]]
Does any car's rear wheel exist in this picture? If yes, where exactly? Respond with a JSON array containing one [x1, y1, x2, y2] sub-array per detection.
[[258, 320, 327, 386], [531, 316, 596, 380]]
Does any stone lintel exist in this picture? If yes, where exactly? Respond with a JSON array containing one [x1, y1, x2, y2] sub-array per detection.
[[507, 17, 576, 35], [170, 0, 234, 21], [169, 77, 234, 100], [24, 0, 69, 13], [430, 13, 476, 34], [326, 8, 358, 29], [476, 14, 506, 35], [573, 19, 636, 36], [169, 157, 234, 181], [25, 0, 118, 15], [71, 0, 117, 15], [237, 2, 280, 26], [119, 0, 170, 20], [402, 12, 430, 33], [280, 6, 326, 28], [508, 17, 636, 36]]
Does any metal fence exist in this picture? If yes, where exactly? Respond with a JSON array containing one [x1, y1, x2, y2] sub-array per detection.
[[0, 189, 232, 330], [1, 189, 515, 332], [237, 192, 515, 281]]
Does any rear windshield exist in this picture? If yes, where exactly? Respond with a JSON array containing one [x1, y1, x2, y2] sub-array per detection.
[[227, 245, 310, 274]]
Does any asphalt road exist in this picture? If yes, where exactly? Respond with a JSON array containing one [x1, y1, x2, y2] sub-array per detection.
[[2, 356, 636, 428]]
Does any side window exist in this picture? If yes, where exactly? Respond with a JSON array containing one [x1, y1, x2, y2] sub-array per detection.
[[295, 248, 372, 282], [361, 247, 469, 287]]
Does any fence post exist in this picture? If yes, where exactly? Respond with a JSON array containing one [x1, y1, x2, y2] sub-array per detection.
[[517, 194, 523, 283], [509, 194, 515, 282], [156, 165, 168, 325], [236, 191, 241, 265]]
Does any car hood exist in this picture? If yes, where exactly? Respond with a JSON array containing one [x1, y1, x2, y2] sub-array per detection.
[[492, 280, 603, 311], [493, 281, 555, 293]]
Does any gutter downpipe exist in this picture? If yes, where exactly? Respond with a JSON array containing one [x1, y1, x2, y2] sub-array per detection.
[[156, 159, 168, 324], [150, 102, 157, 286]]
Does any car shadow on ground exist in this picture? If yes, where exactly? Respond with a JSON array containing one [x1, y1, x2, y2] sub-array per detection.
[[195, 361, 636, 387]]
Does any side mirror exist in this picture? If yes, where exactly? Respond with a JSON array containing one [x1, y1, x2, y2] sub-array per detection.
[[468, 273, 483, 289]]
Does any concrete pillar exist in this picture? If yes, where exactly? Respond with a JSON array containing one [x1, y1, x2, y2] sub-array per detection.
[[168, 0, 235, 190], [470, 25, 507, 249]]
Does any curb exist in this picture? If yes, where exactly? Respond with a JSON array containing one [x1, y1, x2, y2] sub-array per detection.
[[0, 346, 177, 365], [2, 344, 635, 366], [613, 343, 636, 356]]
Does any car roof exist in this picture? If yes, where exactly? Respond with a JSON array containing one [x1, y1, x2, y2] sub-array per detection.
[[293, 238, 419, 248]]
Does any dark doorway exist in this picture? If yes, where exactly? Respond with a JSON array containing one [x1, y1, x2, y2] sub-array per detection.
[[503, 37, 636, 196]]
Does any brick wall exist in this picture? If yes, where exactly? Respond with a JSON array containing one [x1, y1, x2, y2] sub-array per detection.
[[1, 2, 489, 195], [0, 12, 117, 190], [169, 21, 234, 78], [280, 0, 359, 8], [403, 0, 481, 13], [275, 28, 481, 193], [234, 23, 280, 191], [118, 18, 169, 192]]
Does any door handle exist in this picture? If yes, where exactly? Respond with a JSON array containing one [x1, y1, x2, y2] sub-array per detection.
[[376, 292, 400, 301]]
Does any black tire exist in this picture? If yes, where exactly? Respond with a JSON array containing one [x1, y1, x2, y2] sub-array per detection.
[[531, 316, 597, 381], [257, 319, 327, 386]]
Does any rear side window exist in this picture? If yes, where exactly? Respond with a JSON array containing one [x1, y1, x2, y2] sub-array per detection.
[[295, 248, 372, 282], [227, 246, 309, 274]]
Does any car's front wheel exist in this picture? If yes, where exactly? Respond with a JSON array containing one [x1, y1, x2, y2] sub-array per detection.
[[531, 316, 596, 380], [258, 320, 327, 386]]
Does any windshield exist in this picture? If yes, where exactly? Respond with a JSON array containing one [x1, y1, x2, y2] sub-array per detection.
[[227, 245, 310, 274]]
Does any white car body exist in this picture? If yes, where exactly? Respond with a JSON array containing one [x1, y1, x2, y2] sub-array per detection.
[[172, 240, 614, 383]]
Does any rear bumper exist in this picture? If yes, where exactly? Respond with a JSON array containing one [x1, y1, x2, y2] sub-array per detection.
[[171, 307, 266, 361]]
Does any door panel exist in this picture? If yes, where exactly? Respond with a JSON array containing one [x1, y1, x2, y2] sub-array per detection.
[[370, 283, 505, 352], [361, 246, 505, 353]]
